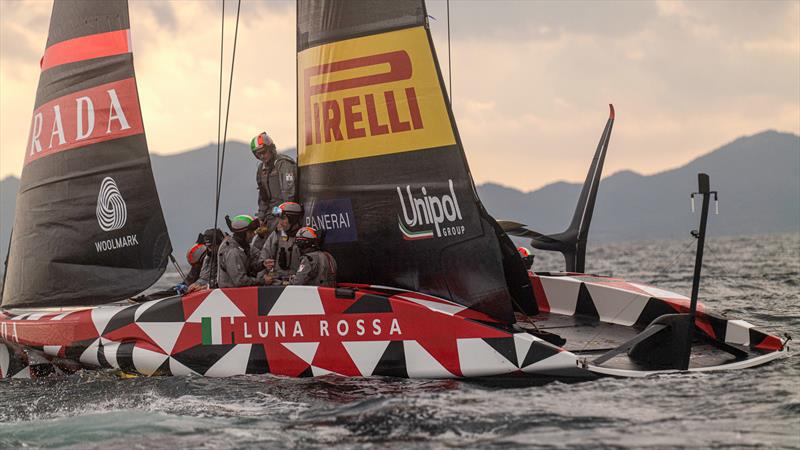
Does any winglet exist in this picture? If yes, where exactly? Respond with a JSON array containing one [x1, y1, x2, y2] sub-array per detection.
[[525, 105, 616, 273]]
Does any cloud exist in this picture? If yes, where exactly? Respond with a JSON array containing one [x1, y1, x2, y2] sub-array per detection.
[[192, 0, 294, 25], [426, 2, 799, 189], [0, 1, 50, 64], [677, 0, 798, 41], [138, 1, 178, 30], [426, 0, 659, 41], [1, 0, 798, 192], [0, 23, 39, 63]]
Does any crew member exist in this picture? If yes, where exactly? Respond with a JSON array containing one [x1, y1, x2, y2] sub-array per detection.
[[518, 246, 535, 271], [290, 227, 337, 287], [217, 215, 265, 288], [185, 242, 207, 285], [188, 228, 226, 292], [261, 202, 304, 285], [251, 131, 296, 234], [132, 239, 207, 301]]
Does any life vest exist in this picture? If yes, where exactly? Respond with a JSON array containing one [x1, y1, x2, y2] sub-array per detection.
[[310, 250, 337, 287], [257, 155, 296, 211], [265, 231, 302, 279]]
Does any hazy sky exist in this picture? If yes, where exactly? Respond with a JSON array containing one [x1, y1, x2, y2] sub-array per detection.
[[1, 0, 798, 191]]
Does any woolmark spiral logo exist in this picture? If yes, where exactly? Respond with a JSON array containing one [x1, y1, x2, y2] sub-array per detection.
[[96, 177, 127, 232]]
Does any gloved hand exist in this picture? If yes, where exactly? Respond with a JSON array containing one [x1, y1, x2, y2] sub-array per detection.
[[186, 282, 208, 293], [174, 283, 188, 295]]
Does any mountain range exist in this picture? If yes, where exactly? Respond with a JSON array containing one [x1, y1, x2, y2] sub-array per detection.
[[1, 130, 798, 268], [482, 130, 799, 243]]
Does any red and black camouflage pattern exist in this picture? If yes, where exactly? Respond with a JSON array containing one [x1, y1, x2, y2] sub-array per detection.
[[0, 278, 785, 379], [0, 285, 577, 379], [530, 273, 785, 351]]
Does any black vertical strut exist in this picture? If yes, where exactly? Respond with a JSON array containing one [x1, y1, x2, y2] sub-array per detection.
[[681, 173, 717, 370]]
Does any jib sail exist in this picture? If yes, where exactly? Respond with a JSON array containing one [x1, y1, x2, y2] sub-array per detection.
[[1, 0, 171, 308], [297, 0, 531, 322]]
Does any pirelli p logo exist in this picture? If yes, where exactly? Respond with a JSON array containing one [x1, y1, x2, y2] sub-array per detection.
[[303, 50, 422, 146], [298, 26, 456, 166]]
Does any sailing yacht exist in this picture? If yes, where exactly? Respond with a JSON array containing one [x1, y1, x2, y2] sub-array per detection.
[[0, 0, 788, 379]]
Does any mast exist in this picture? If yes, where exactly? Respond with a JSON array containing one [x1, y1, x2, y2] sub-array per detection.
[[2, 0, 171, 308]]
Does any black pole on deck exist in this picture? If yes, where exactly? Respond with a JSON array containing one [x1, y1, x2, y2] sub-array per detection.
[[681, 173, 717, 370]]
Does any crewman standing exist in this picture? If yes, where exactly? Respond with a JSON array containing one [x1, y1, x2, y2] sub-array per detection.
[[251, 131, 296, 235]]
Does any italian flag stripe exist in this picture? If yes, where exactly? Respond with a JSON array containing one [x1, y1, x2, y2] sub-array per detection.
[[201, 317, 221, 345], [398, 218, 433, 240], [201, 317, 212, 345]]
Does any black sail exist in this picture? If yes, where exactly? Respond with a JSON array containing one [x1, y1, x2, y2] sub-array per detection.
[[1, 0, 171, 308], [297, 0, 531, 322]]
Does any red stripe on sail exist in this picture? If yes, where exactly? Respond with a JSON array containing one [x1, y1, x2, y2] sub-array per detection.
[[40, 30, 131, 71], [24, 77, 144, 165]]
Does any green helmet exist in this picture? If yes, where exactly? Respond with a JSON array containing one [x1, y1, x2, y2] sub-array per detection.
[[226, 214, 259, 233]]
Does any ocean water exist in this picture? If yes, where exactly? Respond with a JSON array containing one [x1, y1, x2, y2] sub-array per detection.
[[1, 233, 798, 449]]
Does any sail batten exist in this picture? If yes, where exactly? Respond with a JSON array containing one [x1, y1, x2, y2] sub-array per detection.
[[2, 0, 171, 308], [298, 0, 525, 322]]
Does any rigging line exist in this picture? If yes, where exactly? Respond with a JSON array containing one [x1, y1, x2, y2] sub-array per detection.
[[212, 0, 225, 236], [169, 254, 187, 283], [578, 288, 643, 354], [652, 237, 698, 280], [214, 0, 242, 232], [511, 298, 540, 332], [446, 0, 452, 105]]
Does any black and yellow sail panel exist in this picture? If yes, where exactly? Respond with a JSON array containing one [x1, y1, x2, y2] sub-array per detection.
[[298, 26, 455, 165], [2, 0, 171, 308], [297, 0, 518, 322]]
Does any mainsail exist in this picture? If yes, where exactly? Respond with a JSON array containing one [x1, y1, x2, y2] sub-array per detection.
[[1, 0, 171, 308], [297, 0, 531, 322]]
